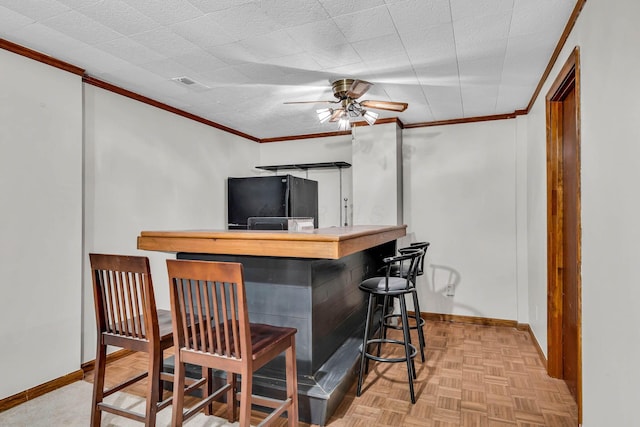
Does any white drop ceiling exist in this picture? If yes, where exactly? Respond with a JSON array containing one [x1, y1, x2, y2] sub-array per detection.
[[0, 0, 577, 140]]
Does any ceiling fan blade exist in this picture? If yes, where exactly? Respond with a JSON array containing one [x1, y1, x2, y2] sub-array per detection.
[[347, 79, 372, 99], [360, 100, 408, 112], [283, 100, 334, 104], [329, 109, 345, 122]]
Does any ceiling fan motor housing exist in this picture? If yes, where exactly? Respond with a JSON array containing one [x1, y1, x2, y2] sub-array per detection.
[[332, 78, 355, 100]]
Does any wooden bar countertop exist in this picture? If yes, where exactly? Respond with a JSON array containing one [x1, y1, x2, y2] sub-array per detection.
[[137, 225, 406, 260]]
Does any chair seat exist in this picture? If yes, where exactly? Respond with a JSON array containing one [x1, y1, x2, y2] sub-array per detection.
[[195, 322, 297, 360], [360, 276, 411, 292], [250, 324, 298, 360], [157, 309, 174, 342]]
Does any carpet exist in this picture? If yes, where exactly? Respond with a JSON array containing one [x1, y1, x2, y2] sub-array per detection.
[[0, 381, 243, 426]]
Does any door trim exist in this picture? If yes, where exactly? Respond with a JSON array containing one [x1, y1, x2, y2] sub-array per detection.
[[546, 46, 582, 423]]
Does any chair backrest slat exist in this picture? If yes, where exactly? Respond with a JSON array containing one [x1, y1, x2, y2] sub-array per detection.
[[90, 254, 158, 342], [167, 260, 250, 361], [229, 284, 240, 357]]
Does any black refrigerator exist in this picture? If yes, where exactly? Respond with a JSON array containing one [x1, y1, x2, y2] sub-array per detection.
[[227, 175, 318, 230]]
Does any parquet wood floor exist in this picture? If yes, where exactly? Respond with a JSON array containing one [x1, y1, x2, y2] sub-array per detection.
[[84, 320, 578, 426]]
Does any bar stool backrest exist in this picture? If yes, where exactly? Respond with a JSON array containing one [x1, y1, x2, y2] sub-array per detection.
[[380, 249, 423, 292]]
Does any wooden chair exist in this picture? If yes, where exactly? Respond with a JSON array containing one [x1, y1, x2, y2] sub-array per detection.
[[89, 253, 176, 426], [166, 259, 299, 427]]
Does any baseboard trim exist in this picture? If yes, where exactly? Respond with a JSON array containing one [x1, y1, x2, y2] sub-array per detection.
[[412, 311, 548, 369], [517, 323, 548, 369], [417, 311, 518, 328], [1, 348, 136, 413], [0, 369, 83, 412]]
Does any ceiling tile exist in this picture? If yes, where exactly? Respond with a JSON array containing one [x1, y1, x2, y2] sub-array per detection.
[[171, 14, 238, 47], [351, 33, 405, 63], [510, 0, 575, 37], [41, 10, 122, 45], [285, 18, 349, 49], [460, 84, 499, 116], [77, 0, 159, 37], [449, 0, 513, 21], [387, 0, 452, 29], [6, 22, 90, 56], [453, 9, 512, 45], [95, 37, 165, 66], [0, 0, 70, 21], [455, 36, 508, 61], [308, 43, 362, 69], [185, 0, 253, 14], [130, 27, 200, 57], [124, 0, 203, 25], [207, 2, 281, 40], [319, 0, 386, 17], [173, 49, 228, 74], [54, 0, 102, 8], [458, 55, 505, 85], [137, 57, 194, 80], [64, 44, 132, 74], [399, 23, 457, 64], [0, 6, 35, 34], [239, 30, 305, 61], [332, 6, 397, 43], [260, 0, 330, 27]]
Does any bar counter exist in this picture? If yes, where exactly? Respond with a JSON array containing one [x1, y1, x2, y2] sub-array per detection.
[[137, 224, 406, 259], [137, 225, 406, 425]]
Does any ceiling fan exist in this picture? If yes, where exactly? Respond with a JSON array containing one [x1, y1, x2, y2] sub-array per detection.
[[284, 78, 408, 130]]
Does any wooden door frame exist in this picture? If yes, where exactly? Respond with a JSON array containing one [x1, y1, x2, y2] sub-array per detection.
[[546, 46, 582, 422]]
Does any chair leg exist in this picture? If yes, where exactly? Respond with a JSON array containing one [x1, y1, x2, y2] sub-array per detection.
[[286, 340, 299, 427], [357, 294, 375, 396], [171, 352, 186, 427], [145, 347, 162, 426], [204, 366, 213, 416], [399, 296, 416, 403], [91, 341, 107, 427], [412, 291, 426, 362], [226, 372, 237, 422], [238, 370, 252, 427], [376, 295, 389, 357]]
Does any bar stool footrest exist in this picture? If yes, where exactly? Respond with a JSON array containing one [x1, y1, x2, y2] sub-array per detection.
[[363, 338, 417, 363], [383, 313, 425, 330]]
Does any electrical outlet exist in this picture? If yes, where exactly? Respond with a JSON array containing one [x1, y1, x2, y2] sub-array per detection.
[[446, 284, 454, 297]]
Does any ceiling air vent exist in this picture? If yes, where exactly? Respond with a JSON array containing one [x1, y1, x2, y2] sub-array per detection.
[[171, 76, 210, 91]]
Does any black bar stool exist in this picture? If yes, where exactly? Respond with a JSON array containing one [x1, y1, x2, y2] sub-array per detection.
[[356, 249, 424, 403], [382, 242, 430, 360]]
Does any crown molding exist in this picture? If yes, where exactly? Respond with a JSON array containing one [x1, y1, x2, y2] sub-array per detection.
[[0, 38, 84, 76], [83, 75, 260, 142], [525, 0, 587, 112]]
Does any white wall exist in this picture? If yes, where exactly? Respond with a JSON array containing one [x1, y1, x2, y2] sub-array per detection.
[[258, 135, 353, 227], [403, 120, 519, 321], [0, 50, 83, 399], [82, 85, 258, 362], [525, 0, 640, 424], [351, 123, 403, 226]]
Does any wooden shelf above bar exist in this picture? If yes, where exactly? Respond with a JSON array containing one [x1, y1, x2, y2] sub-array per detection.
[[137, 225, 406, 259], [255, 161, 351, 172]]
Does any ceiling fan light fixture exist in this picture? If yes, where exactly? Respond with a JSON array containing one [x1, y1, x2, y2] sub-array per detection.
[[362, 109, 378, 126], [338, 117, 351, 131], [317, 108, 333, 123]]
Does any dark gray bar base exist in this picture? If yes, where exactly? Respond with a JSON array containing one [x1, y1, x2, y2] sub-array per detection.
[[172, 242, 394, 425]]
